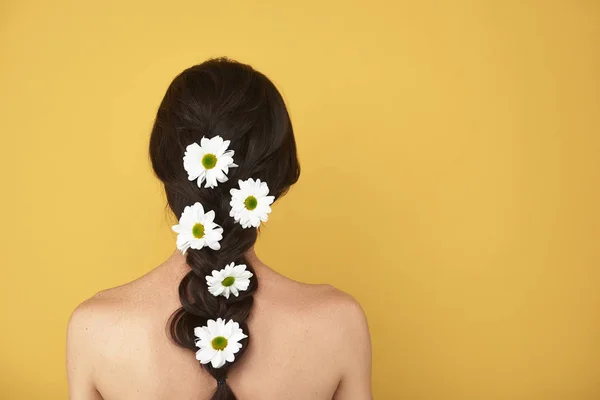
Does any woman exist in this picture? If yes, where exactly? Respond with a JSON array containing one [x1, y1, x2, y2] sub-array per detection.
[[66, 58, 372, 400]]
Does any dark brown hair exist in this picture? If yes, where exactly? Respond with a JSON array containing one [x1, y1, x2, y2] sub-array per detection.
[[149, 58, 300, 399]]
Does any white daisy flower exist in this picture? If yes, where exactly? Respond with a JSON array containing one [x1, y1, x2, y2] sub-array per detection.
[[194, 318, 248, 368], [183, 136, 238, 189], [229, 178, 275, 228], [172, 202, 223, 254], [206, 263, 253, 299]]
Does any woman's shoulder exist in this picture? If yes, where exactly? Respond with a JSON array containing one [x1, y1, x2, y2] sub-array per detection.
[[250, 269, 371, 391], [255, 268, 369, 337], [67, 267, 177, 352]]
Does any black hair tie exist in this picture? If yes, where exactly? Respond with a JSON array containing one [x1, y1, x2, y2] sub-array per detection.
[[217, 378, 227, 387]]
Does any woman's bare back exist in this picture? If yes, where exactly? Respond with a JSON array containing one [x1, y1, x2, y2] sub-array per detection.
[[67, 250, 371, 400]]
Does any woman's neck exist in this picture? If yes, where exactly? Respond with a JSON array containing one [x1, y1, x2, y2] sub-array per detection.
[[165, 246, 268, 280]]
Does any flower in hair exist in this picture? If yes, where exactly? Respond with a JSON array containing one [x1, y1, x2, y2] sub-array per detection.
[[195, 318, 248, 368], [172, 202, 223, 254], [206, 263, 253, 299], [229, 178, 275, 228], [183, 136, 237, 189]]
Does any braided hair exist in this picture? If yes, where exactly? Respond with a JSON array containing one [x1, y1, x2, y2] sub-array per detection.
[[149, 58, 300, 399]]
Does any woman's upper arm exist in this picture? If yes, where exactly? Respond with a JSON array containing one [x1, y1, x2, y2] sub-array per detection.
[[66, 302, 103, 400], [333, 295, 373, 400]]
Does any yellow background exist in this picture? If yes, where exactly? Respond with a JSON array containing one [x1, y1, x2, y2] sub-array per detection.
[[1, 1, 599, 399]]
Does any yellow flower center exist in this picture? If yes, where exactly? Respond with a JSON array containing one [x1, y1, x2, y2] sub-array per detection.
[[192, 223, 205, 239], [222, 276, 236, 287], [244, 196, 258, 210], [201, 154, 217, 169], [211, 336, 228, 350]]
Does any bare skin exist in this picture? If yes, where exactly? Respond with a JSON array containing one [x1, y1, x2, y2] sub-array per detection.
[[67, 248, 372, 400]]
